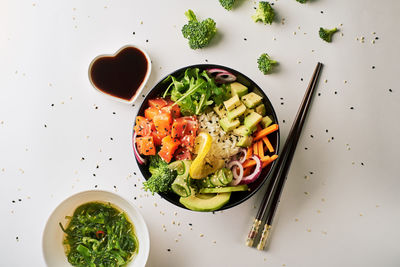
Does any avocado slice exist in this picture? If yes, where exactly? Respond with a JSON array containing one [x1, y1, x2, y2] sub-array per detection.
[[219, 117, 240, 132], [242, 92, 263, 109], [261, 115, 273, 128], [223, 94, 241, 111], [244, 112, 263, 130], [230, 82, 248, 97], [227, 104, 247, 121], [179, 192, 231, 212], [233, 125, 254, 136], [255, 104, 266, 116], [237, 135, 253, 148], [213, 105, 227, 118]]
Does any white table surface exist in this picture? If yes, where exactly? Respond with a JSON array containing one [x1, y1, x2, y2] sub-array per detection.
[[1, 0, 400, 266]]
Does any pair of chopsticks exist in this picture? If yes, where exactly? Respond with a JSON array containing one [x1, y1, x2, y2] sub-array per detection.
[[246, 62, 323, 250]]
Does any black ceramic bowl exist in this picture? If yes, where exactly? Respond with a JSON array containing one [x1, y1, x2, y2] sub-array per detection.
[[134, 64, 280, 211]]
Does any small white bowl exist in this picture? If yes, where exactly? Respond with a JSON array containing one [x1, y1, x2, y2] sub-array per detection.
[[88, 45, 151, 104], [42, 190, 150, 267]]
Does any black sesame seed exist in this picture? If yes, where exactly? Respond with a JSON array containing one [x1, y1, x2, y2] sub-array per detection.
[[134, 197, 137, 200], [205, 59, 208, 62], [320, 11, 324, 14], [109, 158, 112, 160], [142, 94, 145, 97], [134, 172, 137, 175], [389, 89, 392, 92], [244, 38, 247, 41], [134, 184, 137, 187], [93, 173, 96, 176], [331, 137, 334, 140], [334, 91, 338, 94], [283, 120, 286, 123], [113, 112, 116, 114], [372, 66, 375, 69], [95, 106, 98, 109], [361, 162, 364, 166], [325, 129, 328, 133], [44, 124, 47, 128], [110, 137, 113, 140], [51, 104, 54, 106], [146, 39, 149, 42], [310, 135, 314, 138], [82, 157, 85, 160], [12, 200, 15, 203], [350, 107, 354, 110], [301, 78, 303, 81], [113, 185, 116, 188], [133, 32, 135, 35], [318, 93, 321, 96], [167, 249, 171, 252], [305, 147, 308, 150], [309, 171, 314, 174], [95, 185, 98, 188], [189, 223, 193, 226], [18, 199, 22, 202], [281, 102, 284, 105], [375, 37, 379, 40]]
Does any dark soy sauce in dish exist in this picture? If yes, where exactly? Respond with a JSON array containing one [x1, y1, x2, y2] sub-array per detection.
[[89, 46, 149, 101]]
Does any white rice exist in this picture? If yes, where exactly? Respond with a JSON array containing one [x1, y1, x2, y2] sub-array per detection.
[[198, 111, 240, 161]]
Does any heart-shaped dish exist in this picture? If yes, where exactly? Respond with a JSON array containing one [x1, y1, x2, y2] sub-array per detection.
[[88, 45, 151, 104]]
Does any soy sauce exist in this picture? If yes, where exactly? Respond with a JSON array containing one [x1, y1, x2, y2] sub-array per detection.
[[89, 46, 149, 101]]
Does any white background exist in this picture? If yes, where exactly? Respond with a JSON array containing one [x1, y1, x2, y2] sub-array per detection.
[[1, 0, 400, 266]]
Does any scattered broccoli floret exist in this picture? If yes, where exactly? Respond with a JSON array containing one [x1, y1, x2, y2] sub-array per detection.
[[257, 53, 278, 75], [182, 9, 217, 49], [143, 155, 177, 194], [319, 27, 339, 42], [296, 0, 308, 3], [252, 1, 275, 25], [219, 0, 235, 10]]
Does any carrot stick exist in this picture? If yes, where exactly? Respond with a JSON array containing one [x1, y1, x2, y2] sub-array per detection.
[[242, 155, 276, 168], [262, 154, 278, 168], [258, 140, 264, 158], [253, 142, 258, 157], [262, 136, 274, 152], [253, 124, 279, 141], [243, 166, 253, 176], [246, 146, 253, 160]]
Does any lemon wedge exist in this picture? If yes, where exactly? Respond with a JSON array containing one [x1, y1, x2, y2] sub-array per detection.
[[189, 132, 212, 179]]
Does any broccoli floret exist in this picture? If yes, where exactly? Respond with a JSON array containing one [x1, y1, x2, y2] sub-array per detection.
[[182, 10, 217, 49], [219, 0, 235, 10], [319, 27, 338, 42], [143, 155, 177, 194], [257, 53, 277, 75], [296, 0, 308, 3], [252, 1, 275, 25]]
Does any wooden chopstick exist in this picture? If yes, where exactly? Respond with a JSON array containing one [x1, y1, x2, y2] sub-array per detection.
[[245, 62, 323, 249]]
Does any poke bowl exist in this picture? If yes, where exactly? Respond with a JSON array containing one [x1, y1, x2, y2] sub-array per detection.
[[132, 64, 280, 212]]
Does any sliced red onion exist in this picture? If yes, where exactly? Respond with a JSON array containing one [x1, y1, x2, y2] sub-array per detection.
[[206, 68, 228, 74], [215, 72, 236, 84], [237, 148, 247, 164], [240, 155, 262, 184], [227, 160, 243, 185], [133, 132, 147, 165]]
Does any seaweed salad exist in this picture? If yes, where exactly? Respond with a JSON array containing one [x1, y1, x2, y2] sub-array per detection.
[[59, 202, 138, 267]]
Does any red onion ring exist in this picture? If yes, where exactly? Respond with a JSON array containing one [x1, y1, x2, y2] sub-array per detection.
[[237, 148, 247, 164], [215, 72, 236, 84], [206, 69, 237, 84], [206, 68, 228, 74], [227, 160, 244, 185], [240, 155, 262, 184], [133, 132, 147, 165]]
